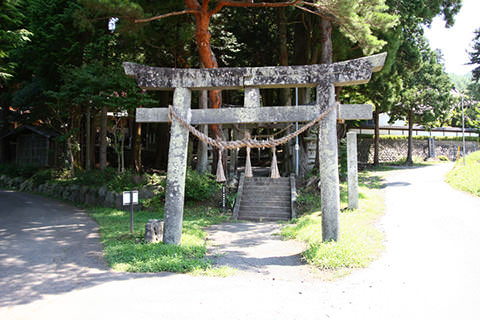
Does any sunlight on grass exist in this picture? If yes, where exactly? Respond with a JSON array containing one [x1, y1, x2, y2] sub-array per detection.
[[281, 172, 385, 271], [445, 151, 480, 197], [88, 206, 230, 274]]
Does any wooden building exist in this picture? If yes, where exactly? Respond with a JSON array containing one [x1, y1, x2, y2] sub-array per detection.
[[0, 125, 61, 167]]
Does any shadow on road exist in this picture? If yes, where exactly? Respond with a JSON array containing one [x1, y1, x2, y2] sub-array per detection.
[[0, 190, 171, 308]]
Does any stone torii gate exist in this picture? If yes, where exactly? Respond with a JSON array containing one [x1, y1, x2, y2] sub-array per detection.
[[124, 52, 386, 245]]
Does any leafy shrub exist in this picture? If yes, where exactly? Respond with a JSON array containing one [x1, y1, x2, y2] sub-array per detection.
[[338, 138, 347, 181], [437, 155, 450, 161], [106, 170, 142, 192], [73, 167, 118, 188], [30, 169, 57, 186], [0, 164, 40, 179], [70, 168, 146, 191], [296, 187, 322, 215], [184, 168, 220, 201]]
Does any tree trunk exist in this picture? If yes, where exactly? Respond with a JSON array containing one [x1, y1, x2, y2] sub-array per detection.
[[120, 131, 125, 172], [89, 111, 96, 169], [86, 108, 91, 170], [374, 110, 380, 166], [196, 89, 209, 173], [66, 136, 75, 175], [278, 7, 291, 107], [73, 114, 82, 169], [194, 10, 222, 140], [0, 91, 10, 163], [99, 105, 108, 170], [132, 121, 142, 173], [319, 18, 333, 64], [406, 109, 414, 166], [191, 8, 225, 176]]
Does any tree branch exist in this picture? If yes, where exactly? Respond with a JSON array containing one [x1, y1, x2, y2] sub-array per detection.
[[134, 9, 198, 23], [210, 0, 302, 17]]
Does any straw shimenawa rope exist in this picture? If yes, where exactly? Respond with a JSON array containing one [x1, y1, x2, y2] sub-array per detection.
[[167, 101, 339, 150]]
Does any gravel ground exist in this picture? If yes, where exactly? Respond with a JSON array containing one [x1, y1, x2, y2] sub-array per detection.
[[1, 163, 479, 319]]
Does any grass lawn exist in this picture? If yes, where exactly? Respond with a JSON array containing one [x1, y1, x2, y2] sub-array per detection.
[[89, 170, 388, 277], [280, 171, 386, 277], [88, 204, 232, 274], [445, 150, 480, 197]]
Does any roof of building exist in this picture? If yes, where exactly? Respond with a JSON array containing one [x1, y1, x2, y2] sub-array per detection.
[[0, 125, 59, 140]]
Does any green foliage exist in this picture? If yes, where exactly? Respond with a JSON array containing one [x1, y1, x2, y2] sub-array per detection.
[[0, 163, 39, 179], [469, 29, 480, 82], [317, 0, 399, 55], [89, 205, 230, 273], [184, 168, 220, 201], [295, 188, 322, 216], [449, 72, 472, 91], [445, 151, 480, 197], [389, 42, 455, 128], [281, 172, 385, 272], [0, 0, 31, 82], [30, 169, 57, 186], [338, 138, 347, 181], [70, 168, 117, 188], [437, 155, 449, 161]]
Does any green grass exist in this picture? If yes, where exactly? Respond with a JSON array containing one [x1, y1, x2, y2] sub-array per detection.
[[281, 171, 385, 275], [88, 205, 231, 274], [445, 151, 480, 197]]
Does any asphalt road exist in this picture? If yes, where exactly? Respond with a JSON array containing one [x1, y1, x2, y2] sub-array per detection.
[[1, 163, 479, 319]]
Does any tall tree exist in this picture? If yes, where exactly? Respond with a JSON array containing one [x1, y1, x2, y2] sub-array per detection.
[[469, 28, 480, 82], [0, 0, 31, 83], [389, 43, 454, 165], [0, 0, 31, 162], [351, 0, 463, 165]]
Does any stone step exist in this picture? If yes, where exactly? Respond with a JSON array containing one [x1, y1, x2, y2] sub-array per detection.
[[241, 198, 290, 208], [239, 209, 290, 217], [244, 180, 290, 186], [238, 213, 290, 222], [240, 204, 290, 211], [244, 177, 290, 183], [242, 190, 290, 200], [236, 175, 293, 222], [244, 181, 289, 186], [243, 184, 290, 191], [238, 216, 289, 222], [241, 197, 291, 204]]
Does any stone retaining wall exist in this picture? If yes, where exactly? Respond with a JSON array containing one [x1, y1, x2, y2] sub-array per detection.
[[357, 138, 479, 163], [0, 175, 157, 209]]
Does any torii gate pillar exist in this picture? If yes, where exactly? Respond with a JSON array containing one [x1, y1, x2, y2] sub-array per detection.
[[163, 88, 191, 244], [318, 83, 340, 242]]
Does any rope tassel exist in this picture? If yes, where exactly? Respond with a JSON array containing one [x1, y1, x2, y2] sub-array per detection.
[[245, 146, 253, 178], [216, 149, 226, 183], [270, 145, 280, 179]]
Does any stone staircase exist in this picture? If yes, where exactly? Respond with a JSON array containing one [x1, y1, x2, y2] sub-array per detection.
[[233, 175, 295, 222]]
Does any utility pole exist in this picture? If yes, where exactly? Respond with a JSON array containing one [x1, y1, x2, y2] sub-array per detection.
[[461, 94, 466, 166]]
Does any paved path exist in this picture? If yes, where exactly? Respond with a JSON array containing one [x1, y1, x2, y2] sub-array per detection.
[[1, 163, 479, 319], [206, 222, 314, 281]]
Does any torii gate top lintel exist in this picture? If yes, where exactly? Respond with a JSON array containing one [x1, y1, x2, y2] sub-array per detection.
[[123, 52, 386, 91]]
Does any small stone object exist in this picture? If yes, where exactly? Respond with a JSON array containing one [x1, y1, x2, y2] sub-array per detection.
[[145, 219, 164, 243]]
